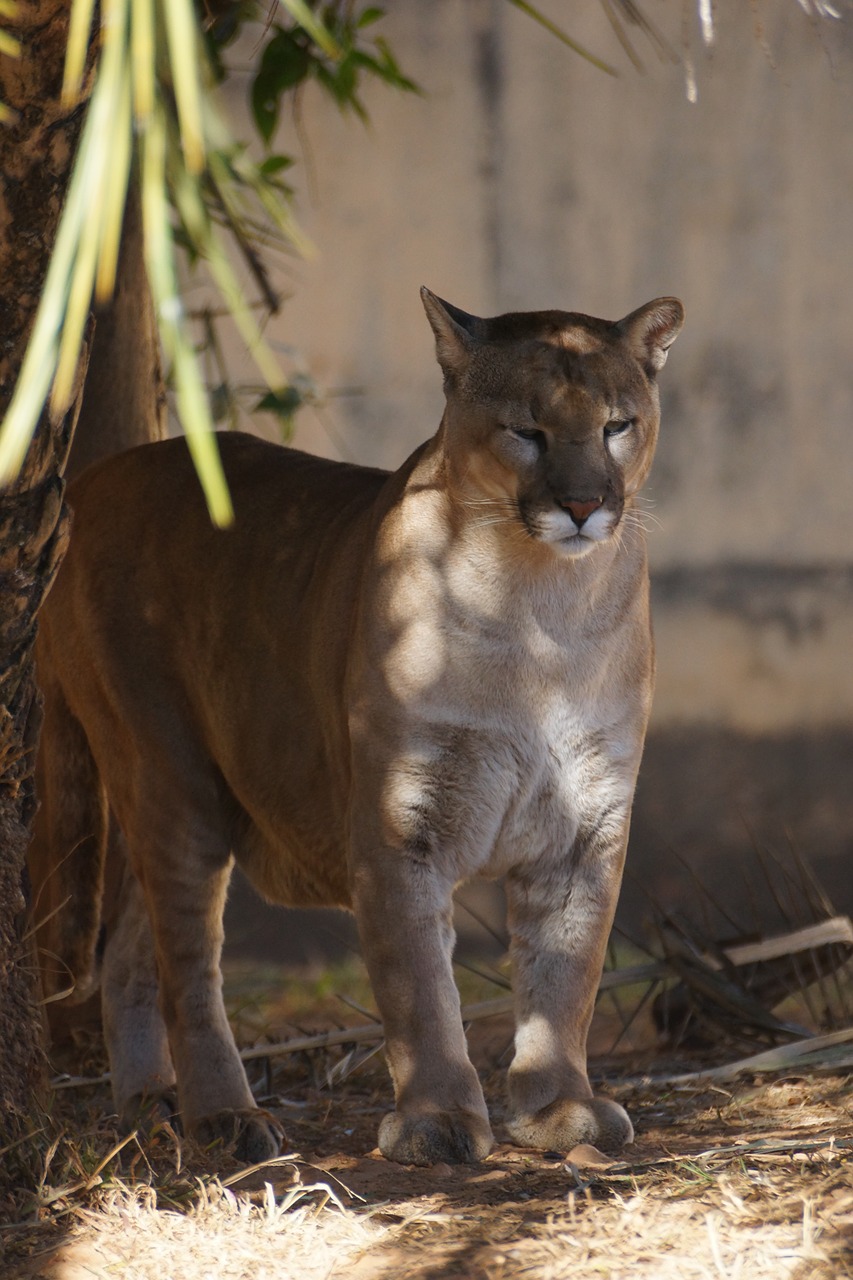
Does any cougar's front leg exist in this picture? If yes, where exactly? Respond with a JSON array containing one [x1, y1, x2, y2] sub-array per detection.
[[504, 819, 634, 1155], [352, 850, 493, 1166]]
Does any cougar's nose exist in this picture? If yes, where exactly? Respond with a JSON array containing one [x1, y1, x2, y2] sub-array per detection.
[[561, 496, 604, 526]]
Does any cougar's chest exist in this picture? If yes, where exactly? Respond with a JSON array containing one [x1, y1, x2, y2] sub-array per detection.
[[476, 652, 640, 878], [358, 555, 649, 881]]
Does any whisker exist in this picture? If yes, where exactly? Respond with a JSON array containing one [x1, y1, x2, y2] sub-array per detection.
[[458, 497, 518, 516], [472, 516, 514, 528], [621, 510, 661, 534]]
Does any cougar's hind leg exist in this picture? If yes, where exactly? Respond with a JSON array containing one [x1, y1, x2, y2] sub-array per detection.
[[101, 825, 177, 1133], [29, 676, 108, 1006], [123, 784, 283, 1163]]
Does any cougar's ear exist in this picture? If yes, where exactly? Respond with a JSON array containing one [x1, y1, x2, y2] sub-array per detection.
[[420, 287, 482, 378], [618, 297, 684, 376]]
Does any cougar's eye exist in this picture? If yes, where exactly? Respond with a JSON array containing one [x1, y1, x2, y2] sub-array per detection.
[[604, 419, 634, 439], [509, 426, 545, 446]]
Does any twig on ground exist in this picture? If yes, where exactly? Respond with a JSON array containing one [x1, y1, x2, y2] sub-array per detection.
[[628, 1024, 853, 1086]]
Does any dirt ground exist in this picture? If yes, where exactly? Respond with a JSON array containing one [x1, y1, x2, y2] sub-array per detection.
[[3, 963, 852, 1280]]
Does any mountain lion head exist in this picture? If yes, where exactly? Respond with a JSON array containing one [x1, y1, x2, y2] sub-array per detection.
[[422, 288, 684, 559]]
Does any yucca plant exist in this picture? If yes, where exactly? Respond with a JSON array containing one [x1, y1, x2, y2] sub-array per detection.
[[0, 0, 420, 522]]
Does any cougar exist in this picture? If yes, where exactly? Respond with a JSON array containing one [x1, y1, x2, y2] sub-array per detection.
[[30, 288, 683, 1166]]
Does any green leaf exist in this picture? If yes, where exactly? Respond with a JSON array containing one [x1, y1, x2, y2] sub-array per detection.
[[372, 37, 420, 93], [276, 0, 342, 60], [251, 28, 313, 144], [61, 0, 95, 104], [141, 102, 233, 527], [504, 0, 617, 76], [357, 6, 385, 27], [259, 154, 295, 176], [210, 382, 234, 424], [256, 386, 304, 417], [251, 79, 278, 144], [161, 0, 207, 172]]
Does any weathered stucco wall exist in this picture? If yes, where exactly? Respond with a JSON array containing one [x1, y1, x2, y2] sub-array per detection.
[[222, 1, 853, 946]]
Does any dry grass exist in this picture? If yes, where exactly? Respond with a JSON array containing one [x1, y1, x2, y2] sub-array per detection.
[[4, 959, 852, 1280], [17, 1181, 387, 1280]]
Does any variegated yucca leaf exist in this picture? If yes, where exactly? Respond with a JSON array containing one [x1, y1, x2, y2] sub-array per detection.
[[0, 0, 324, 525]]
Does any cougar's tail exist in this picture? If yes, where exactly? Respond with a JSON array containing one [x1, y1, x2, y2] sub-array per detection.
[[29, 673, 108, 1005]]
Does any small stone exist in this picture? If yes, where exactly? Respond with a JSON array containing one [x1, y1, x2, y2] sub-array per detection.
[[565, 1143, 619, 1168]]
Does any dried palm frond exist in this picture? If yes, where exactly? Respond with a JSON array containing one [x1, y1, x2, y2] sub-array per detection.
[[649, 846, 853, 1050]]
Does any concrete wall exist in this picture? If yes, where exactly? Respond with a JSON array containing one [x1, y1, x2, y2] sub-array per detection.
[[222, 1, 853, 949]]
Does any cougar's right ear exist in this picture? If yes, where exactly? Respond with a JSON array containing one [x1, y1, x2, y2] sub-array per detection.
[[618, 297, 685, 377], [420, 287, 482, 378]]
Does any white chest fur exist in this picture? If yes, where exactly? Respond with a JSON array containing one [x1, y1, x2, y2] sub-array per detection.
[[354, 514, 652, 884]]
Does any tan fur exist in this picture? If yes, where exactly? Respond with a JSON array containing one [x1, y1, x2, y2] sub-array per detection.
[[30, 290, 683, 1165]]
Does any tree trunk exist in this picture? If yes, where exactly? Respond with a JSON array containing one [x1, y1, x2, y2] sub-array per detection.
[[0, 1, 83, 1189], [29, 183, 167, 1052], [69, 183, 167, 478], [0, 0, 163, 1201]]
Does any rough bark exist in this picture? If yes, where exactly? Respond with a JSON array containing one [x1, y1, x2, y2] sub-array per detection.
[[0, 3, 84, 1186]]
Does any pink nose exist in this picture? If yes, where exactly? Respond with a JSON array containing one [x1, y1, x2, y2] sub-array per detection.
[[562, 496, 604, 524]]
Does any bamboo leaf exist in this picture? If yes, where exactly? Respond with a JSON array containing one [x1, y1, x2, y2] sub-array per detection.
[[53, 0, 129, 405], [1, 0, 407, 506], [0, 339, 57, 481], [0, 49, 110, 477], [95, 69, 132, 300], [50, 203, 99, 413], [0, 27, 20, 58], [170, 163, 285, 392], [159, 0, 206, 173], [130, 0, 155, 123], [505, 0, 618, 76], [140, 106, 232, 526], [207, 144, 315, 259], [61, 0, 96, 105], [176, 343, 234, 528], [276, 0, 342, 60]]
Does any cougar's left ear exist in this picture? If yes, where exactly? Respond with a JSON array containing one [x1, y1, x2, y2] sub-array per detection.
[[618, 297, 684, 376], [420, 287, 483, 379]]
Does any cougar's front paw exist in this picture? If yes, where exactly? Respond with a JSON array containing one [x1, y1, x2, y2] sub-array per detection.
[[193, 1108, 285, 1163], [378, 1109, 494, 1166], [507, 1097, 633, 1155]]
